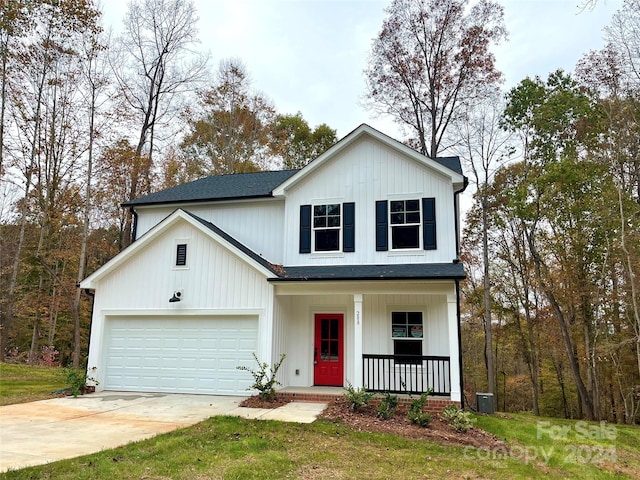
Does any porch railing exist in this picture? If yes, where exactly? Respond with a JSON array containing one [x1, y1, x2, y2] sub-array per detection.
[[362, 354, 451, 395]]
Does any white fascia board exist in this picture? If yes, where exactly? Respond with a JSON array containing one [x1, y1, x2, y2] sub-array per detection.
[[272, 123, 464, 196], [80, 209, 275, 289]]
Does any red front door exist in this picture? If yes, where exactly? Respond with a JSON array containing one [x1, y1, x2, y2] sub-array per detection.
[[314, 313, 344, 386]]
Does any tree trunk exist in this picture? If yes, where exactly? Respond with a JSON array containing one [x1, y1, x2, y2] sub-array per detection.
[[527, 230, 596, 420], [71, 71, 97, 368], [481, 198, 496, 402]]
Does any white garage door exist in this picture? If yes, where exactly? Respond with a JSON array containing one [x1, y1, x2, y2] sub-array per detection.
[[104, 316, 258, 395]]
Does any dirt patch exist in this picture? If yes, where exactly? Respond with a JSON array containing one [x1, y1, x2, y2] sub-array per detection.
[[319, 398, 506, 450]]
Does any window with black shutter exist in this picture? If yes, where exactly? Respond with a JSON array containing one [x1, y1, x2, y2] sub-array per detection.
[[300, 202, 355, 253]]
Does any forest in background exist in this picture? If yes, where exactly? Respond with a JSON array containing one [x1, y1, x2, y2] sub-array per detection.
[[1, 0, 639, 424]]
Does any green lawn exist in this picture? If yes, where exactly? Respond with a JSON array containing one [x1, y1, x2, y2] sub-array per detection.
[[1, 364, 639, 479], [0, 362, 67, 406]]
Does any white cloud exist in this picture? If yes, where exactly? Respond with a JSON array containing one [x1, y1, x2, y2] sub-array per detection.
[[102, 0, 621, 139]]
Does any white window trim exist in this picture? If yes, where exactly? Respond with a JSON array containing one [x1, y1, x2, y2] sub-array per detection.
[[389, 198, 422, 251], [312, 202, 342, 253], [388, 309, 425, 370], [173, 239, 190, 270]]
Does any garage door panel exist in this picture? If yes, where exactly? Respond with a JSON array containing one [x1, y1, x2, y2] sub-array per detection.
[[104, 316, 258, 395]]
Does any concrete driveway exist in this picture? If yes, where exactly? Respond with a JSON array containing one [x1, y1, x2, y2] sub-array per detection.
[[0, 392, 327, 472]]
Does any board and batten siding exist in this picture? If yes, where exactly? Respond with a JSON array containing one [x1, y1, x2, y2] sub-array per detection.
[[283, 295, 352, 387], [280, 291, 451, 388], [94, 222, 271, 310], [134, 199, 286, 264], [86, 220, 274, 388], [282, 137, 459, 266], [362, 294, 450, 357]]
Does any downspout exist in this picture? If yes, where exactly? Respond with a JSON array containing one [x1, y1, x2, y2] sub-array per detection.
[[456, 278, 465, 409], [454, 176, 469, 408], [453, 176, 469, 261], [129, 207, 138, 243]]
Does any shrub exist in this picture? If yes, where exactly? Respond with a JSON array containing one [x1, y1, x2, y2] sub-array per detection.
[[376, 392, 399, 419], [441, 404, 475, 432], [64, 367, 97, 397], [343, 382, 374, 411], [39, 345, 59, 367], [407, 389, 433, 427], [237, 353, 286, 402]]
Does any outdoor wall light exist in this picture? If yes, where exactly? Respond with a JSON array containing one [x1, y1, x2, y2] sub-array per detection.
[[169, 291, 182, 303]]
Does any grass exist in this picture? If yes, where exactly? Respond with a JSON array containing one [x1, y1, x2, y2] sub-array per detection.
[[474, 413, 640, 479], [0, 362, 67, 406], [2, 416, 553, 480], [1, 364, 639, 479]]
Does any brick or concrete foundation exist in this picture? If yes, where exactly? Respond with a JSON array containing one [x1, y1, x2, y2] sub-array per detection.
[[278, 390, 460, 413]]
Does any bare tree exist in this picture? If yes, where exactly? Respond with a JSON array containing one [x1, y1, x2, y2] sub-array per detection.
[[111, 0, 208, 242], [606, 0, 640, 87], [453, 89, 512, 405], [364, 0, 506, 158], [2, 0, 99, 361], [71, 25, 109, 368]]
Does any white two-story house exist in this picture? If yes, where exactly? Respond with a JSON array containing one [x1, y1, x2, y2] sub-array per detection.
[[80, 124, 468, 407]]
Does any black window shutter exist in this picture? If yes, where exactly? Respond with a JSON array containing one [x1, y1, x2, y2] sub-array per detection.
[[422, 197, 436, 250], [376, 200, 388, 251], [343, 202, 355, 252], [299, 204, 311, 253]]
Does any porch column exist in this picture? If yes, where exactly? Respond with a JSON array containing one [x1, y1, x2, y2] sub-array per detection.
[[353, 293, 363, 389], [447, 292, 461, 402]]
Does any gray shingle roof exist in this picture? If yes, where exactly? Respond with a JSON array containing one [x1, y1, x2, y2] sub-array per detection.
[[271, 263, 466, 281], [432, 156, 463, 175], [183, 211, 465, 281], [123, 169, 300, 207]]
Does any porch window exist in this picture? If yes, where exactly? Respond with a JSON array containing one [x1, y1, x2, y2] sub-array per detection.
[[392, 312, 423, 364]]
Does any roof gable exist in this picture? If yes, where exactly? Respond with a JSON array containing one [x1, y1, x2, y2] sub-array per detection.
[[80, 209, 277, 288], [272, 124, 464, 196]]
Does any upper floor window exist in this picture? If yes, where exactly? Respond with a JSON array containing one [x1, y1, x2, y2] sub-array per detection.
[[314, 204, 341, 251], [300, 203, 355, 254], [376, 198, 436, 252], [390, 199, 421, 249]]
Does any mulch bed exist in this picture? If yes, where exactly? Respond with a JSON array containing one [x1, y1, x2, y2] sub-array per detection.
[[319, 399, 506, 449], [239, 394, 292, 409], [239, 394, 505, 450]]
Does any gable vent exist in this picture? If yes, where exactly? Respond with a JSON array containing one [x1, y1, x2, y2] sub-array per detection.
[[176, 243, 187, 266]]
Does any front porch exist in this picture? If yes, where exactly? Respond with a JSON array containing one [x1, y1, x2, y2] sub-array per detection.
[[270, 279, 462, 403]]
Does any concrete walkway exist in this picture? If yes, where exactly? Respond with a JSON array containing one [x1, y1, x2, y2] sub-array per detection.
[[0, 392, 327, 473]]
